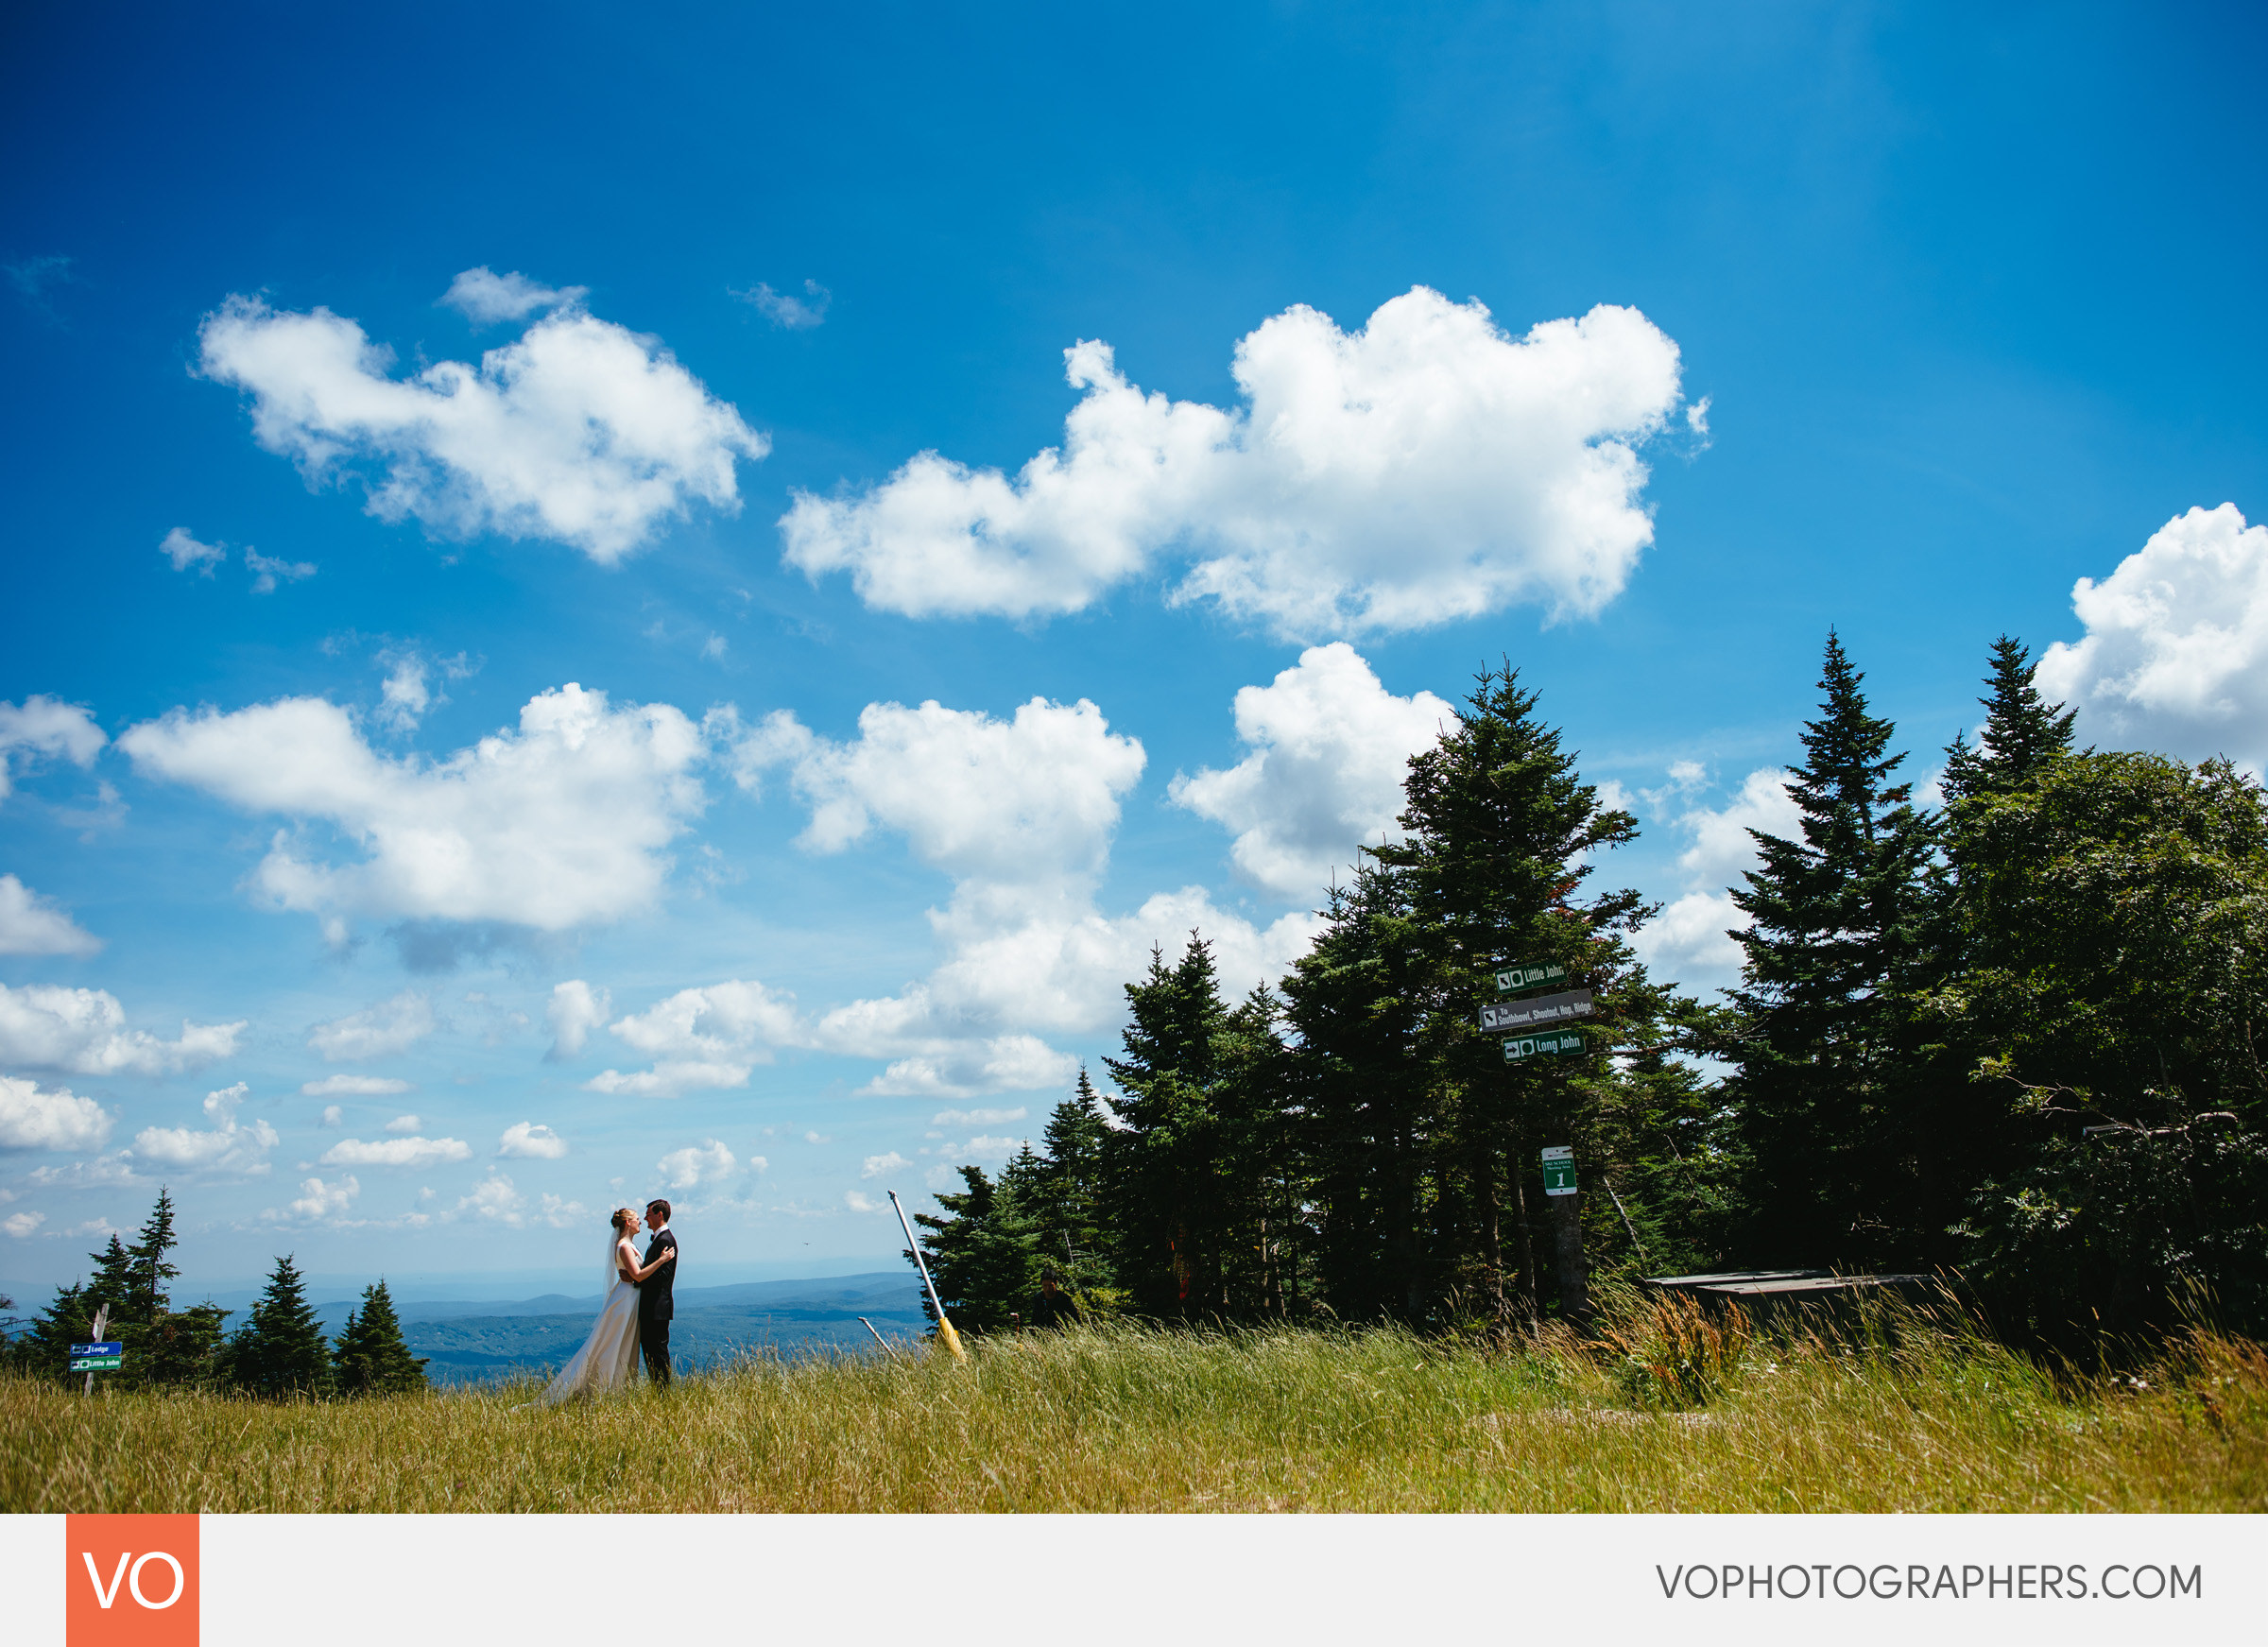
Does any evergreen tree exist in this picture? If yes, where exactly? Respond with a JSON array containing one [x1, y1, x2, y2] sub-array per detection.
[[1942, 635, 2078, 803], [1026, 1069, 1112, 1284], [333, 1280, 429, 1394], [222, 1254, 333, 1398], [1098, 937, 1238, 1316], [125, 1188, 181, 1325], [11, 1281, 93, 1383], [1724, 632, 1939, 1266], [83, 1232, 137, 1322], [138, 1304, 232, 1389], [909, 1166, 1041, 1334]]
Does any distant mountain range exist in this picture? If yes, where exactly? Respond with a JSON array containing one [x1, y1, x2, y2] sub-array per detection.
[[3, 1271, 934, 1385]]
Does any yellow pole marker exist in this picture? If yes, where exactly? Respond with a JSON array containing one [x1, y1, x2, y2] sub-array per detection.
[[888, 1190, 969, 1363]]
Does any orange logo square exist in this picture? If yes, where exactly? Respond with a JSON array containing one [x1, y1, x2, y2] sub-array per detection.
[[66, 1515, 198, 1647]]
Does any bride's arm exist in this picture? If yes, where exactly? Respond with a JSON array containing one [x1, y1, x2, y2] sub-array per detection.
[[628, 1243, 674, 1282]]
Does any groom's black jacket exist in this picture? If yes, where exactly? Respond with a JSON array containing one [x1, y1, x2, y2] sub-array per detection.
[[638, 1227, 678, 1323]]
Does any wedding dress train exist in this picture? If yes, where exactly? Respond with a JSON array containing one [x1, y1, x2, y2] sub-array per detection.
[[530, 1235, 644, 1405]]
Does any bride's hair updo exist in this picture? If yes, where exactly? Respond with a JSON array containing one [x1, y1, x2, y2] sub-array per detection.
[[610, 1206, 640, 1236]]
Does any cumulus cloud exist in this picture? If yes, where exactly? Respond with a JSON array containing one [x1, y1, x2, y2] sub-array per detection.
[[782, 287, 1689, 636], [497, 1121, 568, 1159], [308, 991, 435, 1061], [0, 984, 243, 1075], [0, 1073, 112, 1152], [657, 1139, 736, 1190], [1170, 643, 1453, 901], [160, 526, 228, 574], [320, 1133, 471, 1169], [444, 1170, 586, 1228], [301, 1073, 411, 1097], [0, 695, 106, 804], [129, 1082, 279, 1175], [198, 290, 768, 562], [265, 1174, 359, 1223], [6, 1210, 48, 1238], [383, 1113, 421, 1134], [0, 873, 101, 956], [2036, 504, 2268, 773], [933, 1106, 1027, 1126], [440, 266, 589, 325], [120, 683, 709, 933], [731, 279, 831, 329], [861, 1151, 910, 1179], [545, 979, 611, 1060], [1630, 766, 1800, 987], [319, 1105, 343, 1127], [585, 979, 801, 1096]]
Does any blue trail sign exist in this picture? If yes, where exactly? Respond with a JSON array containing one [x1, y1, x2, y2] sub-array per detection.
[[69, 1341, 124, 1373]]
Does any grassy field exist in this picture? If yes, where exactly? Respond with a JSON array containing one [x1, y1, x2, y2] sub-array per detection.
[[6, 1295, 2263, 1513]]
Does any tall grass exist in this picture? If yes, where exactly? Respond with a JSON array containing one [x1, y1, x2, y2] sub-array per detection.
[[5, 1296, 2262, 1513]]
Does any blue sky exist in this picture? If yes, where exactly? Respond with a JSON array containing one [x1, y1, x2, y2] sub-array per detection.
[[4, 2, 2264, 1297]]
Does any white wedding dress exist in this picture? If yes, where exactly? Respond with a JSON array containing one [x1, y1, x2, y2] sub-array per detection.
[[530, 1234, 644, 1405]]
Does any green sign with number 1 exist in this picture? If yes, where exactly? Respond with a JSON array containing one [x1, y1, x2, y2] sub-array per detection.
[[1541, 1145, 1577, 1196]]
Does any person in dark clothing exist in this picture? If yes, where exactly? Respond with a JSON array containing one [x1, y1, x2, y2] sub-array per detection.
[[637, 1197, 678, 1386], [1031, 1268, 1078, 1330]]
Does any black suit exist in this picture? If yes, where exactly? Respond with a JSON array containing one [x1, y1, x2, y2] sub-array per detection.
[[637, 1226, 678, 1386]]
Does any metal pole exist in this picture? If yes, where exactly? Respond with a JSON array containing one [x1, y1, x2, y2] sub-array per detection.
[[855, 1315, 897, 1357], [887, 1191, 969, 1362]]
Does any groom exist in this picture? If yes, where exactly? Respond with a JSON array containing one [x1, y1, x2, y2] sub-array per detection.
[[637, 1197, 678, 1387]]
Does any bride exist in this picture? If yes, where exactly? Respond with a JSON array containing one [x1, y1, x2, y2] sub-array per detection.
[[529, 1206, 674, 1405]]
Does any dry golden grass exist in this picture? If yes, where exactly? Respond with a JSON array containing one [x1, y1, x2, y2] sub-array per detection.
[[6, 1300, 2263, 1513]]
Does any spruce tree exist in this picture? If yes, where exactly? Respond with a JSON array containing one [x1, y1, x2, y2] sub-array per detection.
[[333, 1280, 429, 1394], [223, 1254, 333, 1398], [13, 1281, 93, 1383], [125, 1188, 180, 1324], [909, 1166, 1040, 1333], [1726, 632, 1938, 1266], [1942, 635, 2077, 803], [1028, 1069, 1111, 1275]]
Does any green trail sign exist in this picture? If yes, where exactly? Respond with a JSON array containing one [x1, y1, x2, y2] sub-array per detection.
[[1541, 1145, 1577, 1195], [1503, 1030, 1585, 1062], [1495, 960, 1572, 996]]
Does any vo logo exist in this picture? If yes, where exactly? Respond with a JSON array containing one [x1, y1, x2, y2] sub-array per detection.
[[66, 1516, 198, 1646]]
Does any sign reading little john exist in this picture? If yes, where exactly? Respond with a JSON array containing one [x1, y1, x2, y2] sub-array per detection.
[[1494, 961, 1572, 996], [1541, 1146, 1577, 1196], [1504, 1030, 1586, 1061], [1477, 988, 1594, 1034], [69, 1341, 124, 1373]]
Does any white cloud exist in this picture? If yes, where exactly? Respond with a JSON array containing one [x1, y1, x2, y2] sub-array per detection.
[[497, 1121, 568, 1159], [265, 1174, 359, 1223], [319, 1105, 343, 1127], [545, 979, 611, 1060], [0, 873, 101, 956], [0, 1073, 112, 1152], [585, 979, 801, 1096], [844, 1190, 885, 1214], [244, 547, 316, 593], [121, 683, 709, 932], [308, 991, 435, 1061], [1170, 643, 1453, 901], [301, 1073, 412, 1097], [5, 1210, 47, 1238], [0, 984, 243, 1075], [1630, 766, 1800, 989], [129, 1083, 279, 1175], [2036, 504, 2268, 773], [657, 1139, 736, 1190], [731, 279, 830, 329], [383, 1113, 422, 1134], [320, 1134, 471, 1169], [932, 1106, 1027, 1126], [440, 266, 588, 325], [160, 526, 227, 575], [198, 291, 768, 563], [0, 695, 106, 804], [861, 1151, 910, 1179], [782, 287, 1689, 636]]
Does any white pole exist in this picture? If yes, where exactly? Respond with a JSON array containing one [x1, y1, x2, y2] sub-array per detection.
[[887, 1191, 968, 1362], [83, 1303, 108, 1398]]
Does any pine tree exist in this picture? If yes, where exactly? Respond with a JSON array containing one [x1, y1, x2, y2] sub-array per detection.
[[1027, 1069, 1111, 1277], [223, 1254, 333, 1398], [1098, 937, 1237, 1317], [11, 1281, 93, 1383], [333, 1280, 429, 1394], [84, 1232, 136, 1322], [1942, 635, 2077, 803], [909, 1166, 1041, 1334], [1725, 632, 1939, 1267], [125, 1188, 181, 1325]]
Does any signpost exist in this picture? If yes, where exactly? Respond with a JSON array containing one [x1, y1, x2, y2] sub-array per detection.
[[1539, 1146, 1590, 1326], [1479, 989, 1593, 1035], [72, 1304, 116, 1395]]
